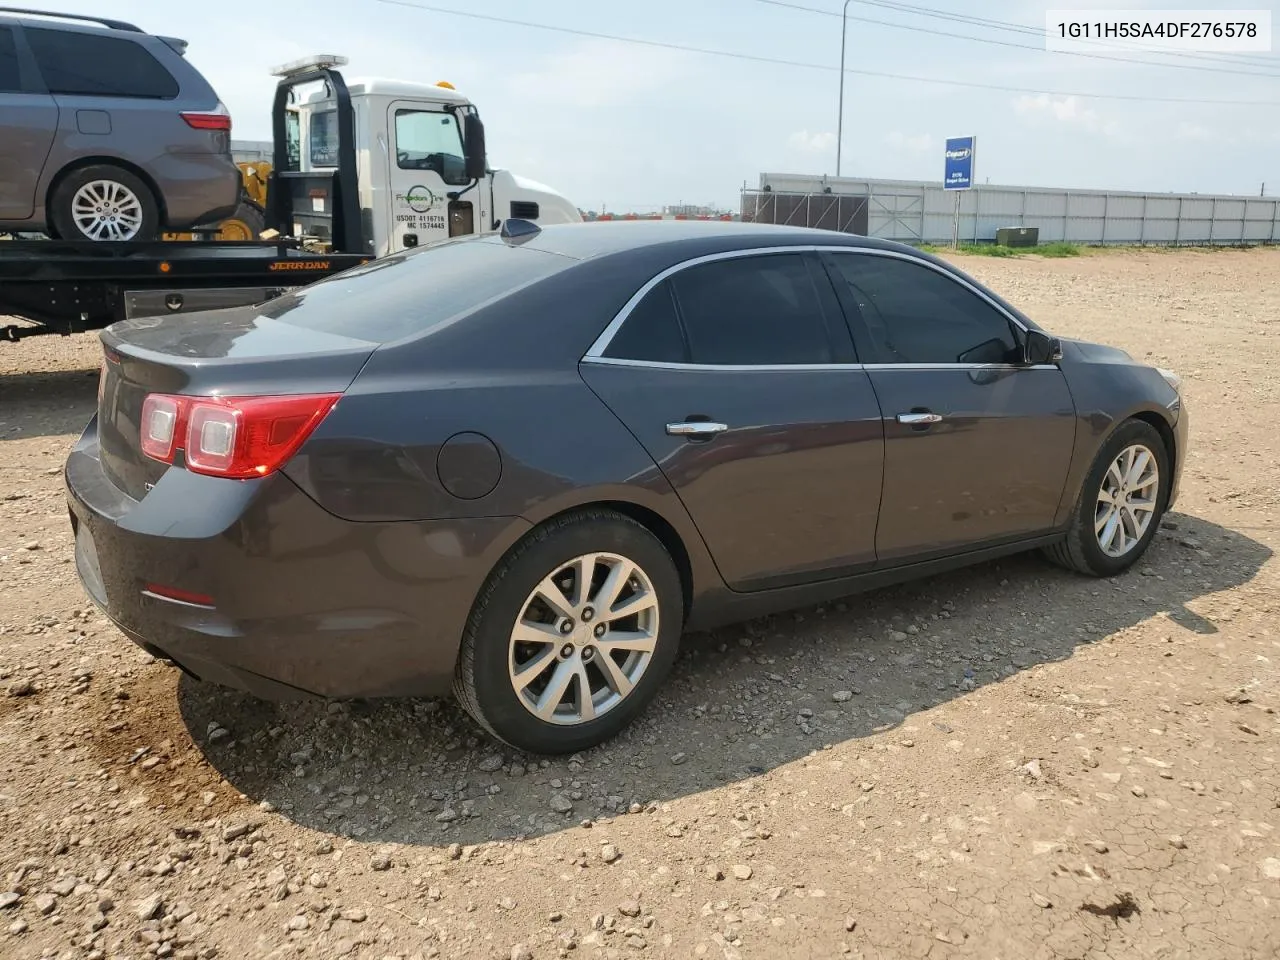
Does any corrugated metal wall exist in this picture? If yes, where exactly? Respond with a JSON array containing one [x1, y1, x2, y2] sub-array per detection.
[[745, 174, 1280, 245]]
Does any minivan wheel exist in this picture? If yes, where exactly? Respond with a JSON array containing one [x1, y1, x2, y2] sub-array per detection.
[[454, 509, 683, 755], [50, 165, 160, 242], [1042, 419, 1170, 577]]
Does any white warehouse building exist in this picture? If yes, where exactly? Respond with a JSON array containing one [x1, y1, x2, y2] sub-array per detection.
[[743, 172, 1280, 246]]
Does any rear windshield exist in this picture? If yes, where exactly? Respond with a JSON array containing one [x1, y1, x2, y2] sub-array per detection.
[[259, 237, 572, 343]]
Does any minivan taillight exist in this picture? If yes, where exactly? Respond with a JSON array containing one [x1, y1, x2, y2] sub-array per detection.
[[181, 105, 231, 131], [139, 393, 339, 479]]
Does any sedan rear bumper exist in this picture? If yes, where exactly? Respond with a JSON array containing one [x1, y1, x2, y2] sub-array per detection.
[[65, 417, 528, 700]]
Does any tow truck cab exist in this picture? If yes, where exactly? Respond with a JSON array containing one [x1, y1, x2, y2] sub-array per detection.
[[270, 54, 581, 257]]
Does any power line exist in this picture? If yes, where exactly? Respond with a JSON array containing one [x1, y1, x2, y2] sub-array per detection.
[[372, 0, 1280, 107], [750, 0, 1280, 78], [839, 0, 1280, 69]]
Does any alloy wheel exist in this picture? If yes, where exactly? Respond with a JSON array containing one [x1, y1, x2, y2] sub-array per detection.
[[71, 180, 145, 241], [508, 552, 659, 725], [1095, 443, 1160, 558]]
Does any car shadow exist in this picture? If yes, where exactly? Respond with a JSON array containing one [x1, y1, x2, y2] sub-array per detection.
[[171, 510, 1270, 848], [0, 364, 99, 442]]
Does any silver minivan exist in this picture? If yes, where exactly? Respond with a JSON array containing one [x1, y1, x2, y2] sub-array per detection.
[[0, 8, 240, 242]]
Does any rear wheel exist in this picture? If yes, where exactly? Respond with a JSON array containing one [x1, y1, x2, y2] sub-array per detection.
[[1043, 419, 1169, 577], [49, 165, 159, 242], [454, 509, 683, 754]]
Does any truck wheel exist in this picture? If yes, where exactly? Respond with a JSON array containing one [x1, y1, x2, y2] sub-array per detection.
[[454, 509, 684, 755], [50, 165, 160, 242]]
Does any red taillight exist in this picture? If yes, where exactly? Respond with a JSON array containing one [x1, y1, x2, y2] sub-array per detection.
[[139, 393, 339, 479], [181, 108, 231, 131]]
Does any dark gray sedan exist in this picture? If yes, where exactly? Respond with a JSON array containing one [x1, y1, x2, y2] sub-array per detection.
[[66, 221, 1187, 754]]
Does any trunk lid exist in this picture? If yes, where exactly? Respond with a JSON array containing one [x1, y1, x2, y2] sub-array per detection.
[[98, 306, 377, 500]]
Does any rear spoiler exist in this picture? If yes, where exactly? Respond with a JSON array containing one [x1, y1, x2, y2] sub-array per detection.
[[159, 35, 188, 56]]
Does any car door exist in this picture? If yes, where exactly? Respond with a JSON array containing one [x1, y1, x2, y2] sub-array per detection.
[[385, 103, 476, 252], [0, 23, 58, 221], [821, 250, 1076, 564], [579, 250, 885, 592]]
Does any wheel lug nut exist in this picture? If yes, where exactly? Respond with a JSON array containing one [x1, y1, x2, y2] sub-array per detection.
[[594, 624, 606, 638], [560, 643, 574, 658], [581, 607, 594, 622], [559, 620, 574, 634]]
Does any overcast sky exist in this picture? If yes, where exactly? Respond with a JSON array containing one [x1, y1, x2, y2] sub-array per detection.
[[68, 0, 1280, 210]]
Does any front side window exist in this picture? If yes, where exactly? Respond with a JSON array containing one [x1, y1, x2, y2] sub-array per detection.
[[671, 254, 834, 365], [0, 27, 21, 93], [828, 254, 1020, 365], [395, 110, 468, 185], [26, 28, 178, 99]]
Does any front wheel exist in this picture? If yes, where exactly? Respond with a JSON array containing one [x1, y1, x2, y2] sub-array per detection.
[[454, 509, 683, 755], [1043, 419, 1170, 577]]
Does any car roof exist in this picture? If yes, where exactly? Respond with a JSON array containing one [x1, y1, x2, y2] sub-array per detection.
[[490, 220, 920, 262]]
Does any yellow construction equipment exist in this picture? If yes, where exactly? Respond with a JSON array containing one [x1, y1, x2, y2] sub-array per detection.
[[162, 162, 270, 242]]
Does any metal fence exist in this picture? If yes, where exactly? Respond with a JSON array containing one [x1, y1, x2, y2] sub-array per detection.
[[743, 174, 1280, 246]]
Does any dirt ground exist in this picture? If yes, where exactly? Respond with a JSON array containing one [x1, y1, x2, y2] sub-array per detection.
[[1, 247, 1278, 960]]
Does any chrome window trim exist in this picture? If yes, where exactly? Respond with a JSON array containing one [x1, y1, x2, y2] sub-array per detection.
[[582, 356, 1060, 373], [582, 244, 1033, 364]]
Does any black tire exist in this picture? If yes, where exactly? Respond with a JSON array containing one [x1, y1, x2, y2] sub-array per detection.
[[49, 164, 160, 242], [1042, 418, 1170, 577], [454, 509, 684, 755]]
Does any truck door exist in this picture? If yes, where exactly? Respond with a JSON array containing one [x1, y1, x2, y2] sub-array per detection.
[[0, 24, 58, 221], [385, 102, 471, 252]]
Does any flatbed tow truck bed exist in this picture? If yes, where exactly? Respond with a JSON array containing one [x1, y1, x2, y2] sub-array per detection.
[[0, 239, 369, 340]]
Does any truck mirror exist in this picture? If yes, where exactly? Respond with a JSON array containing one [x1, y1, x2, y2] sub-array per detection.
[[463, 113, 487, 180]]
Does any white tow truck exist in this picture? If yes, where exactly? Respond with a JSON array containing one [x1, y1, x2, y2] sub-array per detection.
[[0, 54, 582, 339]]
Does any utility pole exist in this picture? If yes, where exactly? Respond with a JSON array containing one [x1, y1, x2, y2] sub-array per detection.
[[836, 0, 853, 177]]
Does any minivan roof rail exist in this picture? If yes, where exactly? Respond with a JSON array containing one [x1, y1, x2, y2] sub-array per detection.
[[0, 7, 143, 32]]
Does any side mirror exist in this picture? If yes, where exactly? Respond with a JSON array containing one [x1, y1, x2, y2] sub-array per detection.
[[1024, 329, 1063, 365], [463, 112, 487, 181]]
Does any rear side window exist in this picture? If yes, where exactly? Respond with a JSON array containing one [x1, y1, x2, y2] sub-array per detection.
[[603, 281, 686, 363], [260, 238, 571, 343], [26, 28, 179, 99], [0, 27, 20, 93], [671, 254, 834, 365], [309, 110, 338, 166]]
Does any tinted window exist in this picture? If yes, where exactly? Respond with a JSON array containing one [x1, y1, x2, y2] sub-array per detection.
[[603, 281, 686, 363], [0, 27, 20, 93], [26, 28, 178, 99], [829, 254, 1019, 364], [261, 237, 571, 343], [671, 254, 833, 365]]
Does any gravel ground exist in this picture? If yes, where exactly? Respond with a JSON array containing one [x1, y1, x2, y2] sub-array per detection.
[[1, 247, 1278, 960]]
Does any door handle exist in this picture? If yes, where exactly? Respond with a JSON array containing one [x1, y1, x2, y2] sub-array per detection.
[[897, 412, 943, 425], [666, 420, 729, 438]]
